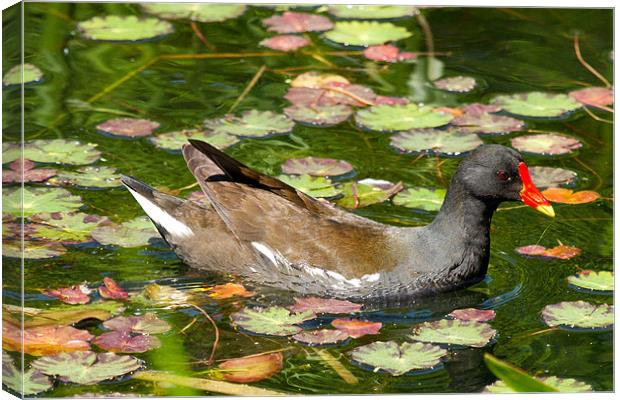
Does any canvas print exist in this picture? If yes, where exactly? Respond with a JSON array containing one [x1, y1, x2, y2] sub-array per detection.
[[1, 2, 613, 397]]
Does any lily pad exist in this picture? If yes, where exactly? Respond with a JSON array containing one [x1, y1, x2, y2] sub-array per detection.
[[3, 63, 43, 86], [2, 351, 53, 395], [392, 187, 446, 211], [451, 112, 525, 135], [541, 187, 601, 204], [288, 297, 362, 314], [4, 187, 83, 216], [391, 128, 483, 155], [374, 95, 409, 105], [205, 282, 255, 299], [462, 103, 502, 114], [410, 319, 496, 347], [29, 212, 109, 243], [349, 341, 446, 376], [31, 351, 142, 385], [292, 329, 350, 346], [103, 313, 171, 335], [433, 76, 477, 93], [356, 104, 453, 132], [3, 323, 94, 356], [284, 85, 376, 107], [291, 72, 350, 89], [91, 216, 159, 248], [336, 180, 403, 208], [77, 15, 174, 42], [149, 129, 239, 152], [260, 35, 310, 51], [93, 331, 161, 353], [204, 110, 294, 138], [218, 352, 283, 383], [277, 174, 342, 198], [324, 21, 412, 47], [3, 139, 101, 165], [331, 318, 382, 338], [96, 118, 160, 138], [140, 3, 246, 23], [567, 270, 613, 292], [449, 308, 496, 322], [48, 166, 122, 189], [131, 283, 191, 309], [511, 133, 582, 156], [98, 277, 129, 300], [491, 92, 581, 118], [363, 44, 415, 62], [328, 5, 418, 20], [515, 243, 581, 260], [230, 306, 315, 336], [2, 159, 57, 183], [569, 87, 613, 109], [2, 240, 67, 259], [529, 166, 577, 189], [281, 157, 353, 177], [44, 284, 92, 305], [6, 301, 125, 328], [263, 12, 333, 34], [541, 301, 613, 329], [485, 376, 592, 393], [283, 104, 353, 126]]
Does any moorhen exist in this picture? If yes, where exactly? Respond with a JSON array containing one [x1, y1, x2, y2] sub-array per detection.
[[122, 140, 554, 301]]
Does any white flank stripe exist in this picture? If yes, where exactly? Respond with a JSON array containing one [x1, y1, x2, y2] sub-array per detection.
[[251, 242, 278, 266], [127, 187, 194, 238]]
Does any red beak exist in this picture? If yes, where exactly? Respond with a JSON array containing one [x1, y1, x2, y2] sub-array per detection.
[[518, 162, 555, 218]]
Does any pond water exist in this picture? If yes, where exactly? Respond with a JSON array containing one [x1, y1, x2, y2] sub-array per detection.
[[2, 3, 613, 396]]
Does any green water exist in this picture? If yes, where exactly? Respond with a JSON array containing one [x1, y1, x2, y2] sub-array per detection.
[[2, 3, 613, 396]]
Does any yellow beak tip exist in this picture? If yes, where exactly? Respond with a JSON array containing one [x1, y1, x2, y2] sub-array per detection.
[[536, 205, 555, 218]]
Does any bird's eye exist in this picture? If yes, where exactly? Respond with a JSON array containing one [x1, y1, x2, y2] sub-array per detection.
[[496, 170, 509, 181]]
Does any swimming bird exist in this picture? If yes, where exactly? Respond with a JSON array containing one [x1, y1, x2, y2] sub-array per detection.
[[121, 140, 553, 301]]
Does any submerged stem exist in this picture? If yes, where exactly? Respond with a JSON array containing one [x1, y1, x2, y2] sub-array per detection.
[[228, 65, 267, 113], [573, 33, 611, 88], [312, 348, 359, 385], [188, 303, 220, 366]]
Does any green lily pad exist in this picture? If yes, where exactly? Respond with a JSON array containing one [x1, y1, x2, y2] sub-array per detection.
[[356, 104, 453, 132], [2, 351, 53, 395], [48, 166, 122, 189], [433, 76, 477, 93], [349, 341, 447, 376], [130, 283, 191, 309], [390, 128, 483, 155], [392, 187, 446, 211], [327, 5, 418, 20], [336, 180, 403, 208], [3, 139, 101, 165], [451, 112, 525, 135], [29, 212, 109, 244], [510, 133, 582, 156], [541, 301, 613, 329], [323, 21, 412, 47], [410, 319, 496, 347], [491, 92, 582, 118], [4, 187, 83, 216], [230, 306, 315, 336], [91, 216, 159, 248], [567, 270, 613, 292], [528, 166, 577, 188], [277, 174, 342, 198], [292, 329, 350, 346], [485, 376, 592, 393], [204, 110, 294, 138], [3, 63, 43, 86], [140, 3, 246, 23], [77, 15, 174, 42], [2, 240, 67, 259], [31, 351, 142, 385], [149, 129, 239, 152], [283, 104, 353, 126], [281, 157, 353, 177]]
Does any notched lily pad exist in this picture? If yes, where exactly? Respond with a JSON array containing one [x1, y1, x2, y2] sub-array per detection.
[[204, 110, 294, 138], [140, 3, 246, 23], [541, 187, 601, 204], [356, 104, 453, 132], [292, 329, 349, 346], [541, 301, 613, 329], [91, 216, 159, 248], [230, 306, 315, 336], [391, 128, 483, 156], [281, 157, 353, 177], [336, 180, 403, 208], [77, 15, 174, 42], [93, 331, 161, 353], [149, 129, 239, 152], [3, 323, 94, 356], [44, 284, 92, 305], [29, 212, 109, 243], [218, 352, 283, 383], [328, 5, 418, 20], [96, 118, 160, 138], [567, 270, 613, 292], [569, 87, 613, 109], [2, 351, 53, 395], [363, 44, 415, 62], [434, 76, 476, 93], [2, 159, 57, 183], [47, 166, 122, 189], [260, 35, 310, 51], [4, 187, 83, 216], [288, 297, 362, 314], [3, 139, 101, 165], [410, 319, 496, 347], [451, 112, 524, 135], [511, 133, 582, 156], [485, 376, 592, 393], [349, 341, 446, 376], [392, 187, 446, 211], [263, 12, 333, 34], [285, 85, 375, 107], [529, 166, 577, 189], [2, 240, 67, 259], [277, 174, 342, 198], [516, 243, 581, 260], [491, 92, 581, 118], [284, 104, 353, 126], [3, 63, 43, 86], [103, 313, 171, 335], [449, 308, 496, 322], [99, 277, 129, 300], [331, 318, 382, 338], [324, 21, 412, 47]]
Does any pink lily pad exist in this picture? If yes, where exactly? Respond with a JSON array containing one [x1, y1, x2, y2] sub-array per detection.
[[96, 118, 160, 138], [263, 12, 333, 34], [260, 35, 310, 51], [434, 76, 477, 93], [449, 308, 496, 322], [2, 159, 57, 183], [331, 318, 382, 338], [528, 166, 577, 189], [451, 112, 525, 135], [98, 277, 129, 300], [44, 284, 92, 305], [281, 157, 353, 177], [511, 133, 582, 156], [363, 44, 416, 63], [292, 329, 350, 345], [284, 84, 375, 107], [516, 243, 582, 260], [569, 87, 613, 109], [374, 96, 409, 106], [283, 104, 353, 126], [93, 331, 161, 353], [103, 313, 171, 334], [462, 103, 501, 114], [218, 353, 283, 383], [288, 296, 362, 314]]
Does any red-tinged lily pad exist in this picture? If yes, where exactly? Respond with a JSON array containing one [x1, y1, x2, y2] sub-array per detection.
[[260, 35, 310, 51], [336, 180, 403, 208], [451, 112, 524, 135], [410, 319, 496, 347], [567, 270, 613, 292], [2, 351, 53, 395], [263, 12, 334, 34], [91, 216, 159, 248], [391, 129, 482, 156], [96, 118, 160, 138], [288, 296, 362, 314], [28, 212, 109, 244], [230, 306, 316, 336], [93, 331, 161, 353], [98, 277, 129, 300], [434, 76, 477, 93], [363, 45, 415, 63], [206, 283, 255, 299], [529, 166, 577, 189], [516, 243, 582, 260], [290, 72, 350, 89], [541, 187, 601, 204], [2, 159, 57, 183], [2, 240, 67, 259], [2, 323, 94, 356], [218, 352, 283, 383], [462, 103, 502, 114], [449, 308, 496, 322], [44, 284, 92, 305], [541, 301, 613, 329], [569, 87, 613, 109], [349, 341, 447, 376], [30, 351, 142, 385], [374, 96, 409, 105], [331, 318, 382, 338], [511, 133, 582, 156], [292, 329, 350, 346], [283, 104, 353, 126], [281, 157, 353, 177], [103, 313, 170, 335], [284, 85, 375, 107], [150, 129, 239, 152]]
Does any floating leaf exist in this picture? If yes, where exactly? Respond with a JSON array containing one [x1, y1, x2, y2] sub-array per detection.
[[349, 341, 446, 376], [260, 35, 310, 51], [149, 129, 239, 152], [48, 166, 122, 189], [567, 270, 613, 292], [515, 243, 581, 260], [324, 21, 412, 47], [491, 92, 581, 118], [3, 323, 93, 356], [44, 284, 92, 305], [483, 354, 558, 392], [94, 331, 161, 353], [103, 313, 171, 335], [392, 187, 446, 211], [230, 306, 315, 336], [3, 139, 101, 165], [357, 104, 453, 132], [292, 329, 349, 346], [290, 72, 350, 89], [451, 112, 524, 135], [3, 63, 43, 86], [541, 187, 601, 204], [569, 87, 613, 109], [541, 301, 613, 329], [31, 351, 141, 385], [510, 133, 582, 156], [140, 3, 246, 23], [96, 118, 160, 138], [263, 12, 333, 34], [2, 240, 67, 259], [391, 128, 483, 155], [281, 157, 353, 177], [4, 187, 83, 216], [283, 104, 353, 126], [331, 318, 381, 338], [29, 212, 109, 243], [77, 15, 174, 42], [204, 110, 294, 138], [434, 76, 477, 93], [528, 166, 577, 189], [485, 376, 592, 393], [2, 351, 53, 395], [363, 44, 415, 62], [374, 95, 409, 105], [218, 353, 283, 383], [131, 283, 191, 309], [462, 103, 502, 114], [206, 283, 255, 299], [328, 5, 418, 19], [449, 308, 496, 322], [91, 216, 159, 248], [277, 174, 342, 198], [14, 301, 125, 328], [284, 85, 375, 107], [288, 297, 362, 314], [410, 319, 496, 347], [336, 180, 402, 208], [2, 159, 57, 183], [98, 277, 129, 300]]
